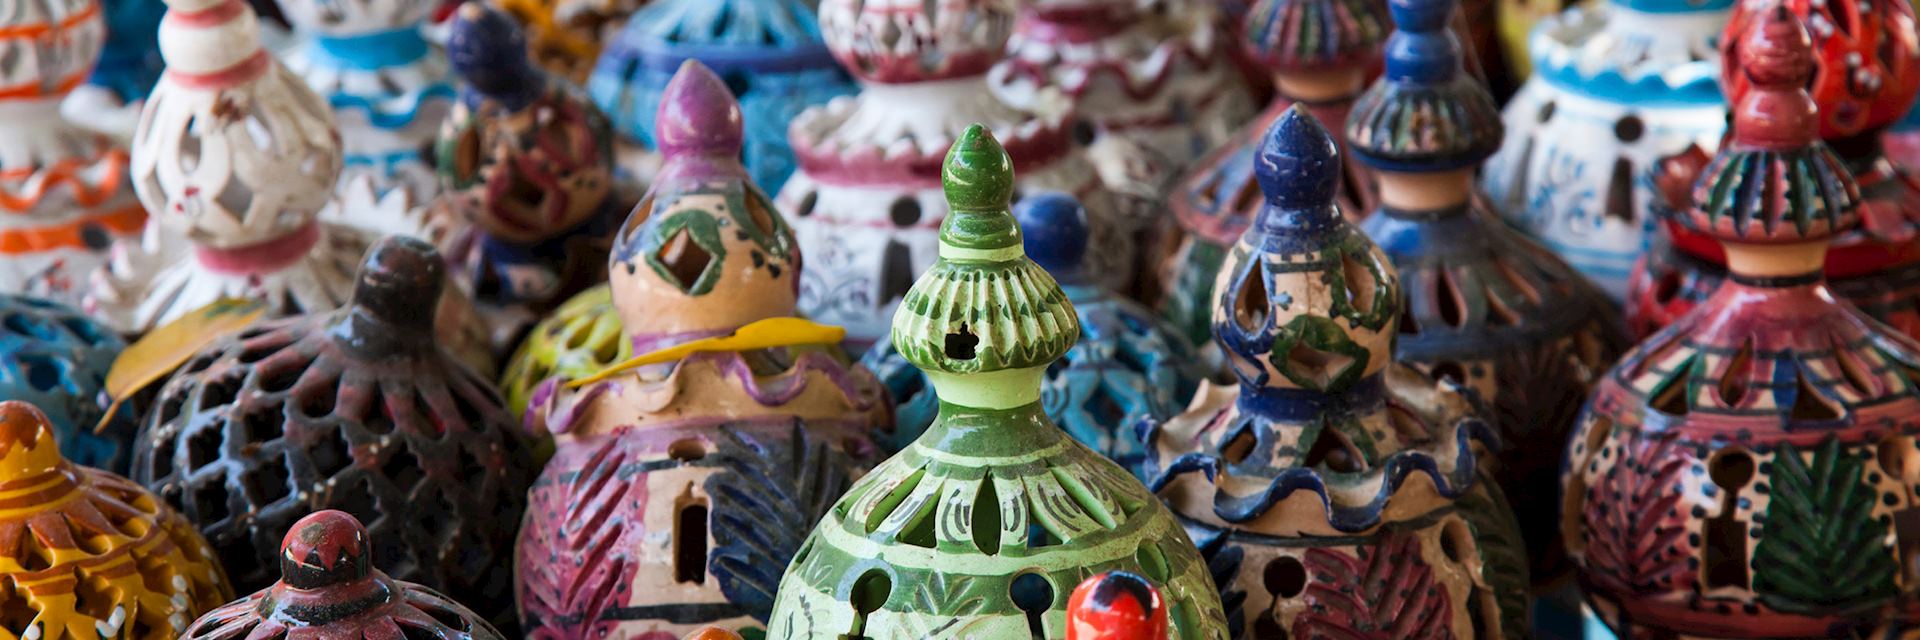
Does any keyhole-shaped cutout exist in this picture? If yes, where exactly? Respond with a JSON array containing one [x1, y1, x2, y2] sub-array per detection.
[[1703, 448, 1755, 590], [842, 569, 892, 640], [1011, 573, 1054, 639], [673, 495, 709, 585], [880, 240, 915, 305], [945, 323, 979, 361]]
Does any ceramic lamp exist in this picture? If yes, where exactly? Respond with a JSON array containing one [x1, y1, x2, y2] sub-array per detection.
[[278, 0, 456, 202], [1482, 0, 1730, 299], [862, 191, 1208, 471], [515, 60, 887, 638], [0, 295, 133, 472], [88, 0, 354, 334], [0, 400, 232, 639], [1346, 0, 1628, 589], [1157, 0, 1390, 347], [587, 0, 856, 192], [430, 2, 625, 348], [488, 0, 639, 82], [1143, 106, 1530, 640], [0, 0, 144, 306], [63, 0, 165, 141], [181, 510, 506, 640], [1626, 0, 1920, 341], [130, 236, 535, 631], [766, 124, 1229, 640], [1566, 9, 1920, 636], [988, 0, 1257, 169], [779, 0, 1139, 348]]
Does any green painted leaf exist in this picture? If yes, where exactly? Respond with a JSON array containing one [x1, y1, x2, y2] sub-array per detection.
[[1752, 437, 1897, 613]]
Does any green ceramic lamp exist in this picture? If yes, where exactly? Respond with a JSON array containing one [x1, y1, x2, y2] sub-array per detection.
[[766, 125, 1230, 640]]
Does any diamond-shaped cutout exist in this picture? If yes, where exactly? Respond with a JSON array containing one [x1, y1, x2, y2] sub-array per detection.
[[1285, 341, 1354, 390], [656, 226, 717, 292]]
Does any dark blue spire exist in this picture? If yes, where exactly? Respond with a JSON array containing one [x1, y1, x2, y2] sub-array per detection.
[[447, 2, 545, 112], [1252, 106, 1347, 240], [1383, 0, 1461, 84], [1015, 192, 1090, 283]]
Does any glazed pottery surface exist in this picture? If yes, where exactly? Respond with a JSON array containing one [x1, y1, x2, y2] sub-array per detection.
[[1565, 11, 1919, 638], [587, 0, 856, 192], [766, 124, 1229, 640], [1157, 0, 1389, 347], [0, 400, 232, 640], [489, 0, 641, 82], [181, 510, 507, 640], [1482, 0, 1730, 299], [779, 0, 1138, 348], [515, 61, 888, 639], [0, 0, 144, 306], [499, 282, 629, 417], [1624, 0, 1920, 342], [1143, 106, 1530, 640], [63, 0, 164, 140], [130, 236, 535, 631], [278, 0, 455, 202], [989, 0, 1257, 169], [1344, 0, 1628, 589], [431, 3, 625, 349], [863, 192, 1208, 471], [0, 294, 132, 472]]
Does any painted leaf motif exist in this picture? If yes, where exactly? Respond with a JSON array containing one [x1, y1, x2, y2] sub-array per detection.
[[1294, 532, 1453, 640], [1489, 330, 1599, 576], [1195, 531, 1250, 640], [707, 421, 858, 622], [1752, 437, 1898, 613], [518, 436, 640, 639], [1581, 431, 1696, 596], [1455, 479, 1531, 639]]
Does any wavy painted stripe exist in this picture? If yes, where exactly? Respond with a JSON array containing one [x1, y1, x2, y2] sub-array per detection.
[[0, 202, 143, 254], [0, 148, 132, 211], [326, 84, 457, 130]]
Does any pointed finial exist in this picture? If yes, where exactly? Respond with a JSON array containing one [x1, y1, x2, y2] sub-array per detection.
[[0, 401, 63, 482], [1066, 572, 1169, 640], [890, 124, 1078, 385], [1016, 192, 1090, 283], [350, 236, 445, 333], [1676, 6, 1859, 243], [279, 510, 375, 590], [1344, 0, 1502, 172], [1257, 106, 1342, 212], [449, 2, 544, 111], [1721, 0, 1920, 139], [938, 124, 1022, 254], [1731, 5, 1818, 150], [655, 60, 747, 177], [158, 0, 270, 90]]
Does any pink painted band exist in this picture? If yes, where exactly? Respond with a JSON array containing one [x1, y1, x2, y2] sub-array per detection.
[[194, 220, 321, 275], [166, 50, 271, 90]]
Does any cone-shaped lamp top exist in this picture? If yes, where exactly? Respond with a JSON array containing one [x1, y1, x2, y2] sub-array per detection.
[[1677, 5, 1860, 246], [1066, 572, 1170, 640], [448, 2, 544, 111], [341, 236, 446, 349], [1721, 0, 1920, 139], [890, 124, 1078, 394], [1218, 106, 1400, 393], [278, 510, 375, 590], [1344, 0, 1502, 172], [1243, 0, 1391, 72], [0, 401, 63, 483], [654, 60, 748, 183]]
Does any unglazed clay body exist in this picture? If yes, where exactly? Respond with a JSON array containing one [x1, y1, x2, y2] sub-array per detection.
[[131, 237, 535, 631], [1567, 11, 1920, 637], [1483, 0, 1730, 299], [278, 0, 455, 202], [0, 0, 145, 306], [588, 0, 856, 192], [766, 124, 1229, 640], [1144, 106, 1530, 640], [516, 61, 887, 639], [0, 400, 232, 640], [779, 0, 1138, 348], [1158, 0, 1388, 346]]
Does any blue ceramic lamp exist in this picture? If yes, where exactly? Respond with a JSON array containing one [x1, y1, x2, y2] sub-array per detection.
[[1349, 0, 1628, 591], [587, 0, 856, 191], [0, 295, 132, 472]]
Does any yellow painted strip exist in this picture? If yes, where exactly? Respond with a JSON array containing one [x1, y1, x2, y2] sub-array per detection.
[[564, 317, 847, 389]]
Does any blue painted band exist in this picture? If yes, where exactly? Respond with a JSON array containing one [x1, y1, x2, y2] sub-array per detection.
[[1236, 374, 1387, 422], [312, 27, 432, 70], [1533, 63, 1724, 105], [327, 84, 457, 130]]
